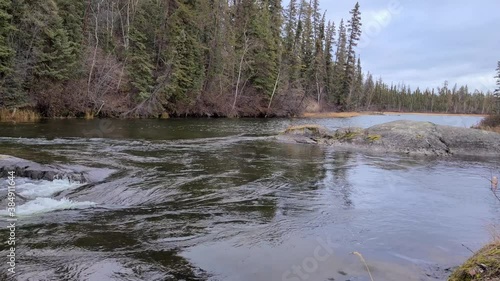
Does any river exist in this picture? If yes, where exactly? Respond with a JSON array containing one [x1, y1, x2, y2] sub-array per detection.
[[0, 114, 499, 281]]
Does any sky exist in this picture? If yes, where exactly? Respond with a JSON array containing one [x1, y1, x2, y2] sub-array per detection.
[[315, 0, 500, 92]]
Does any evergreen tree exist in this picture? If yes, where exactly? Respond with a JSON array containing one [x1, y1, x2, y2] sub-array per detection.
[[0, 0, 14, 79], [28, 0, 75, 82], [495, 61, 500, 95], [350, 56, 363, 109], [342, 2, 362, 109], [127, 0, 156, 100], [162, 0, 205, 104], [323, 20, 335, 101], [331, 19, 347, 107], [495, 61, 500, 112], [250, 0, 280, 97], [312, 12, 326, 105], [283, 0, 300, 83], [300, 0, 314, 83], [55, 0, 85, 76]]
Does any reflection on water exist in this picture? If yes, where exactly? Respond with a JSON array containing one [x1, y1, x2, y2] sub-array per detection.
[[0, 114, 498, 281]]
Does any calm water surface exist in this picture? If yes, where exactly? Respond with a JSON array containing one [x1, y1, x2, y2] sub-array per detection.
[[0, 114, 498, 281]]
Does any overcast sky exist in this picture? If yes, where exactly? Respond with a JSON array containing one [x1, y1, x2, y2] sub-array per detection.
[[315, 0, 499, 92]]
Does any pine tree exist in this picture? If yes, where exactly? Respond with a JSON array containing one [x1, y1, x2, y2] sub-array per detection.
[[300, 0, 314, 82], [0, 0, 14, 79], [311, 0, 321, 40], [55, 0, 85, 76], [283, 0, 297, 55], [495, 61, 500, 112], [127, 0, 156, 101], [343, 2, 362, 109], [283, 0, 300, 83], [243, 0, 279, 97], [312, 12, 326, 105], [162, 0, 204, 104], [495, 61, 500, 95], [27, 0, 76, 82], [324, 20, 335, 101], [0, 0, 16, 107], [350, 56, 363, 109], [331, 19, 347, 107]]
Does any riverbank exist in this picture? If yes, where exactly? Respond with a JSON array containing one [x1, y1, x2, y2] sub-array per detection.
[[0, 109, 489, 123], [449, 241, 500, 280], [301, 111, 489, 118]]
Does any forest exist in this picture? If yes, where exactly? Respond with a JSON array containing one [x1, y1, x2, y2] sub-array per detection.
[[0, 0, 498, 118]]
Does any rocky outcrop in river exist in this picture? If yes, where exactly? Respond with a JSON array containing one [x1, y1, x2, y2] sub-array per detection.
[[0, 154, 115, 183], [279, 120, 500, 157]]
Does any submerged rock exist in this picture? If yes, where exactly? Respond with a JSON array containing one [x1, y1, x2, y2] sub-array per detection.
[[279, 120, 500, 156]]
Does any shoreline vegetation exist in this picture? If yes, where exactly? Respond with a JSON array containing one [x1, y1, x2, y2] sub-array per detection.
[[449, 241, 500, 281], [0, 108, 493, 123], [475, 115, 500, 134]]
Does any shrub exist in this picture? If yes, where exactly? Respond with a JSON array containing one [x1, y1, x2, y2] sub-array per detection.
[[476, 115, 500, 133]]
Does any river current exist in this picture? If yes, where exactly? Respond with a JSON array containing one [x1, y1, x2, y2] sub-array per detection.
[[0, 114, 499, 281]]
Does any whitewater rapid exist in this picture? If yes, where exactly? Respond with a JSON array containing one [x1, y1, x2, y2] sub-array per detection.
[[1, 178, 96, 216]]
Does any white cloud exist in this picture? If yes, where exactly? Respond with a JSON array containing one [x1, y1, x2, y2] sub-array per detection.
[[319, 0, 500, 92]]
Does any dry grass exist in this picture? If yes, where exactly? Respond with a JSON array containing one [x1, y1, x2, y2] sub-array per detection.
[[352, 251, 375, 281], [84, 111, 94, 120], [0, 108, 40, 122], [449, 241, 500, 281], [474, 115, 500, 133]]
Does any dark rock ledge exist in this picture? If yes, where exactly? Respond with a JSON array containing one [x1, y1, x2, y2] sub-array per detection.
[[0, 154, 115, 183]]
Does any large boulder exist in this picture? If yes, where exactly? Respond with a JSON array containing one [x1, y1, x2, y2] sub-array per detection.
[[279, 120, 500, 156]]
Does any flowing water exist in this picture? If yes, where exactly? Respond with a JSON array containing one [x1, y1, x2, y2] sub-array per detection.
[[0, 115, 499, 281]]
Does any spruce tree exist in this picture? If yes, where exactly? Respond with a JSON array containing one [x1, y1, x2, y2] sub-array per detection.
[[27, 0, 75, 82], [495, 61, 500, 112], [55, 0, 85, 76], [324, 20, 335, 101], [283, 0, 300, 83], [300, 0, 314, 82], [343, 2, 362, 109], [0, 0, 14, 79], [331, 19, 347, 107], [252, 0, 279, 97], [162, 0, 204, 104], [350, 56, 363, 109], [127, 0, 156, 101], [312, 12, 326, 105], [495, 61, 500, 95]]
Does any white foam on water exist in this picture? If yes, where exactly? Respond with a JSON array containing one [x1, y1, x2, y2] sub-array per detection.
[[1, 197, 96, 216], [1, 178, 96, 216], [15, 178, 84, 198]]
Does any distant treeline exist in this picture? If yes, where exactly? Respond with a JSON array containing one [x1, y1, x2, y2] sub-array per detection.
[[0, 0, 498, 117]]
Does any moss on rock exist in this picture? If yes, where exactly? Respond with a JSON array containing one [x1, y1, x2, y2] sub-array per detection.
[[284, 124, 324, 134], [333, 127, 363, 141], [366, 134, 382, 142]]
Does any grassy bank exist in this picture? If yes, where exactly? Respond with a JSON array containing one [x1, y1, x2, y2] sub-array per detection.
[[0, 109, 40, 123], [449, 241, 500, 280]]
